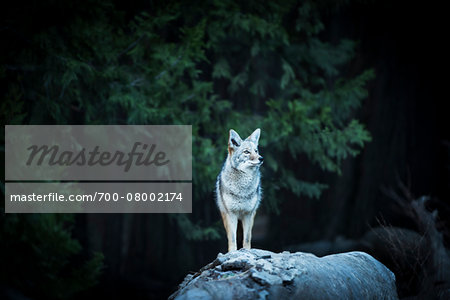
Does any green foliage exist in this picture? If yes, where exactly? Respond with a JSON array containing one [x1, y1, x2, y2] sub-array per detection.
[[2, 0, 373, 256], [169, 214, 221, 241], [0, 212, 103, 298]]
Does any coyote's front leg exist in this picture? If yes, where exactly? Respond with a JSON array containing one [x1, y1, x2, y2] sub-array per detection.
[[242, 212, 256, 249], [221, 212, 238, 252]]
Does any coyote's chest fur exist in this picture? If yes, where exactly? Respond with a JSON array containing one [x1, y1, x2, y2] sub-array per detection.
[[218, 163, 261, 216]]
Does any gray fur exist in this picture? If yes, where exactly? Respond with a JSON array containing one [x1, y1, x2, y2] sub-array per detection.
[[216, 128, 263, 252]]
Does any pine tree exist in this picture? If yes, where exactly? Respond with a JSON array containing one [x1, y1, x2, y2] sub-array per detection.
[[1, 0, 373, 285]]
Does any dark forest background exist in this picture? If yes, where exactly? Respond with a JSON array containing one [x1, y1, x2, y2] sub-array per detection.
[[1, 0, 449, 299]]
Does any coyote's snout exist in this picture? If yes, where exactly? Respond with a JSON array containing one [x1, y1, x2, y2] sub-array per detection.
[[216, 128, 263, 252]]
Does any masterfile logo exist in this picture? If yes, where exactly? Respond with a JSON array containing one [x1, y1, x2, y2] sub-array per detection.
[[26, 142, 170, 172], [4, 125, 192, 213], [5, 125, 192, 181]]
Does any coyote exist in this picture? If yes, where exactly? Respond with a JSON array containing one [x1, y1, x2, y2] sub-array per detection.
[[216, 128, 263, 252]]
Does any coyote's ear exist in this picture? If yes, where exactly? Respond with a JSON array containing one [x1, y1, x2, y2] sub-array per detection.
[[228, 129, 242, 154], [246, 128, 261, 145]]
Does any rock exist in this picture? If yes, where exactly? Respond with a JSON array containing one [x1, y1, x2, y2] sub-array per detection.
[[169, 249, 398, 300]]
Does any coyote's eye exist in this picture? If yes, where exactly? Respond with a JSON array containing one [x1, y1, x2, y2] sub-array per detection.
[[244, 150, 250, 154]]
